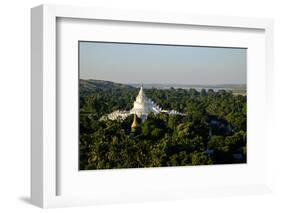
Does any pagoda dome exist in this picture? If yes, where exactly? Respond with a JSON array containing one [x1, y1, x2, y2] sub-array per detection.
[[130, 85, 161, 120], [102, 84, 184, 122]]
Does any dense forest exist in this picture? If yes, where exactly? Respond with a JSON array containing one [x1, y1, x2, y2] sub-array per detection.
[[79, 79, 247, 170]]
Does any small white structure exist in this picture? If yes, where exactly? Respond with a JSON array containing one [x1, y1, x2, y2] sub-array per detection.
[[101, 85, 184, 122]]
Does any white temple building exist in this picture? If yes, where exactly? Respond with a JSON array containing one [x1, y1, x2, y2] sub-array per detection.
[[100, 85, 184, 122]]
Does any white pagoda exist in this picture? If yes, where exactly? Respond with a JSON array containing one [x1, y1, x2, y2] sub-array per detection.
[[100, 85, 183, 122], [130, 85, 162, 121]]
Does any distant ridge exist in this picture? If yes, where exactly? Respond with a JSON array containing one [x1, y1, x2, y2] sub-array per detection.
[[80, 79, 136, 96], [80, 79, 246, 95]]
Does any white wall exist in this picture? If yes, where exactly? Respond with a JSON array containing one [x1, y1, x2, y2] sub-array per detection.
[[0, 0, 280, 212]]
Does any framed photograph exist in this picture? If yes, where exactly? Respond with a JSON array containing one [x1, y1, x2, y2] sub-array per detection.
[[31, 4, 274, 208]]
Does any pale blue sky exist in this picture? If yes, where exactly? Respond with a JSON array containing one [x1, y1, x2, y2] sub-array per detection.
[[79, 41, 246, 85]]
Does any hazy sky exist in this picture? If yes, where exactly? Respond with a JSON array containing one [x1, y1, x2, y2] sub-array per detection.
[[79, 41, 246, 85]]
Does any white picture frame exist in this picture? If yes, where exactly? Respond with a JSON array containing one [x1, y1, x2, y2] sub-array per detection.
[[31, 4, 274, 208]]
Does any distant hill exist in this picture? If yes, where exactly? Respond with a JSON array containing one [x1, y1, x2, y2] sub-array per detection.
[[80, 79, 136, 96], [80, 79, 246, 96]]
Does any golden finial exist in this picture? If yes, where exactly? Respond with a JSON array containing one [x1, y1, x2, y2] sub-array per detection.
[[131, 113, 138, 129]]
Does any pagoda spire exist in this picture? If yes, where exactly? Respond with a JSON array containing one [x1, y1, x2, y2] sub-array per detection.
[[139, 83, 144, 93], [131, 113, 138, 130]]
